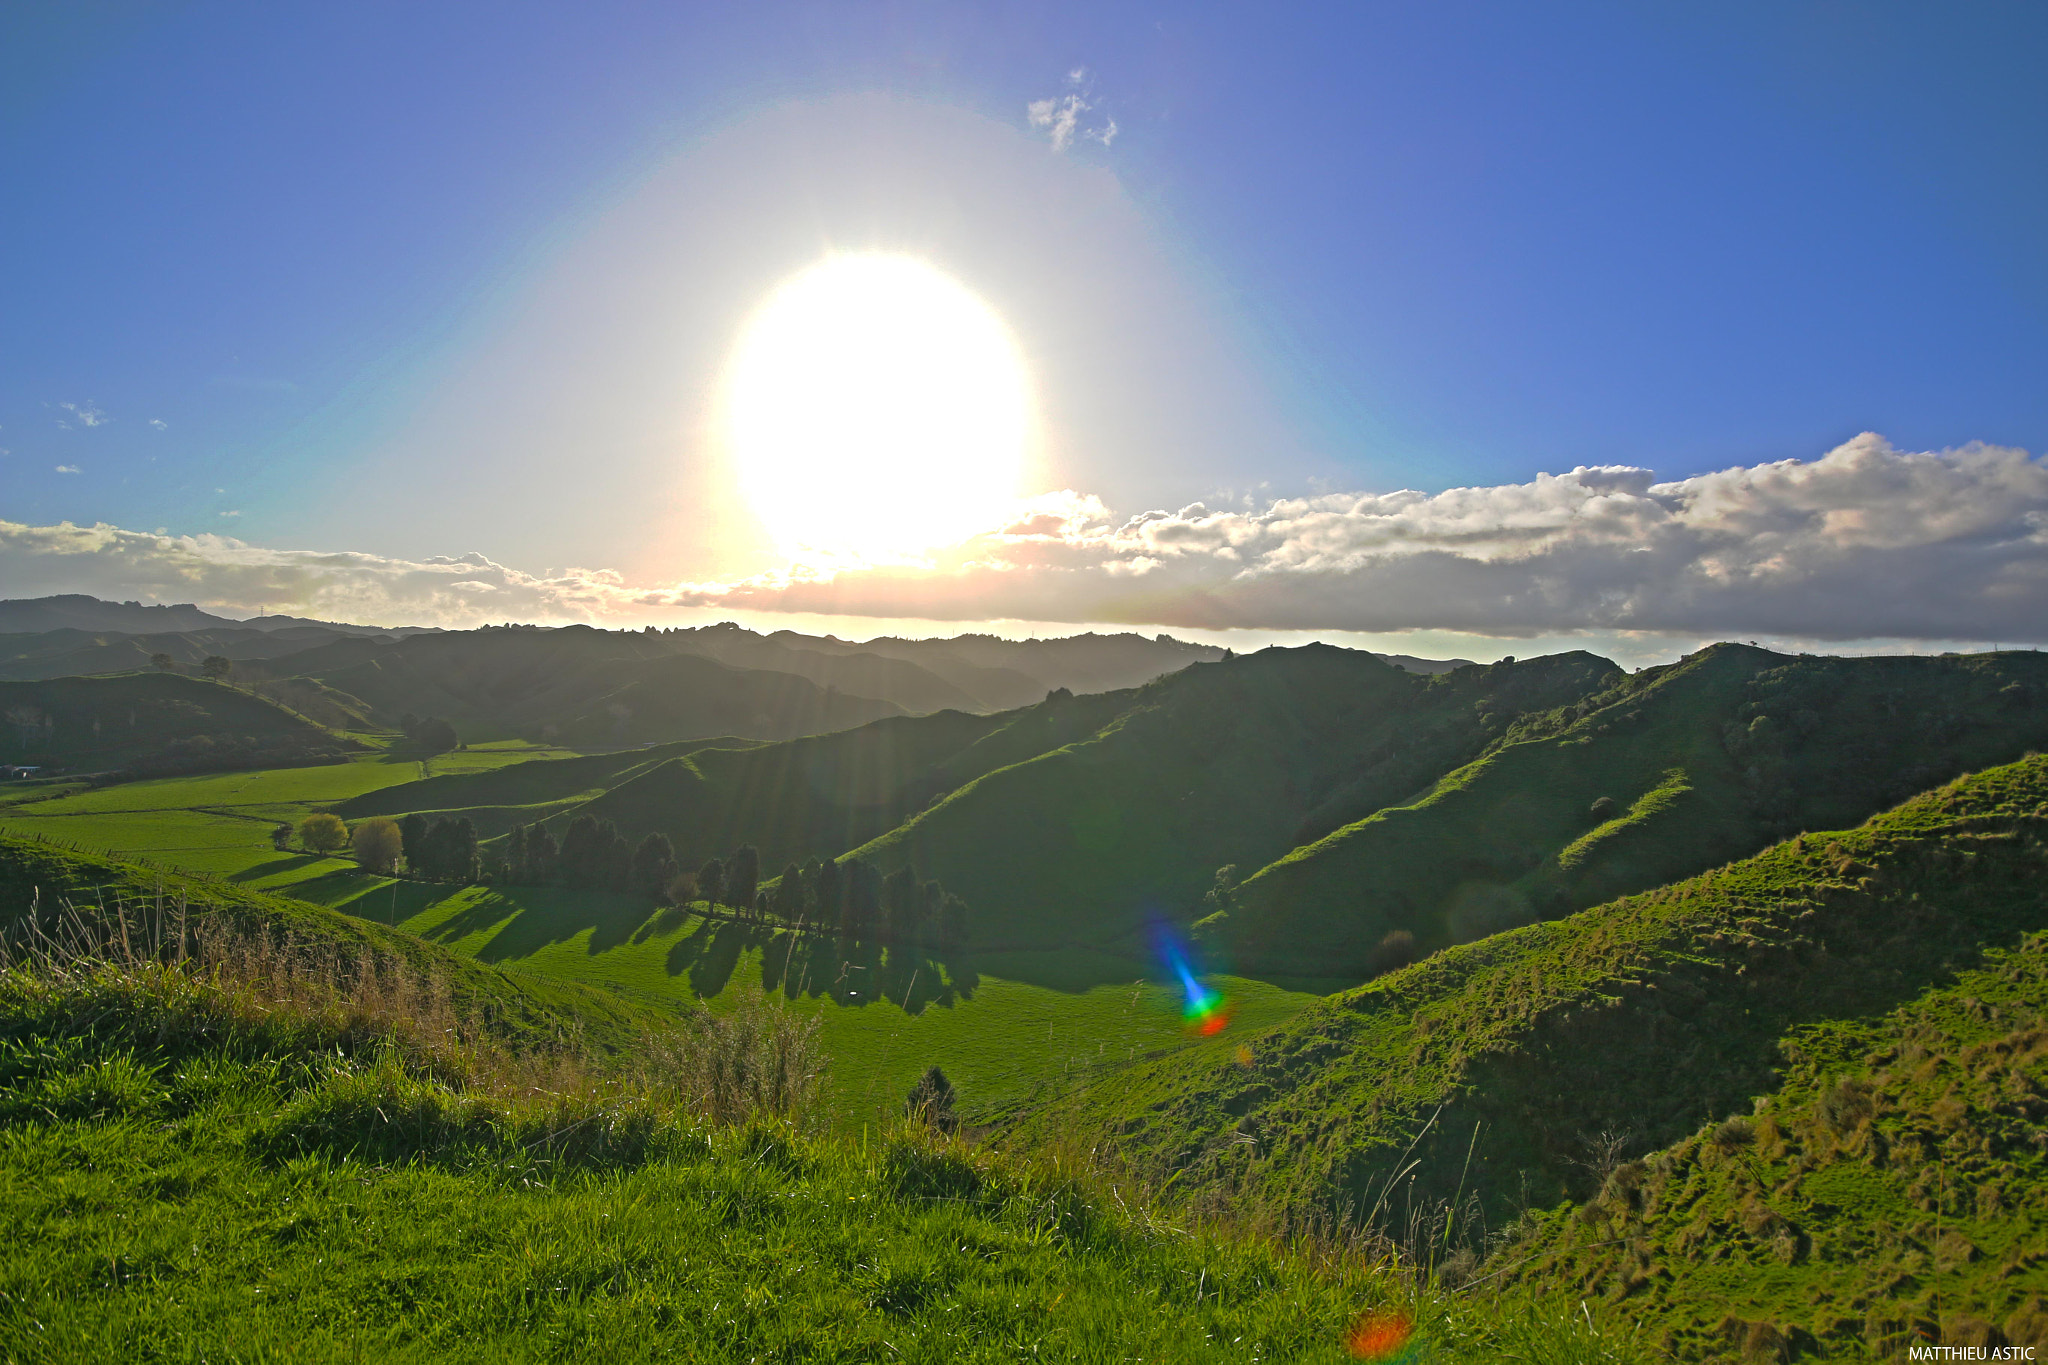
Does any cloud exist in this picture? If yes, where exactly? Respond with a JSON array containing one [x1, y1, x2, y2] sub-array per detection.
[[652, 434, 2048, 643], [56, 401, 109, 430], [4, 435, 2044, 644], [0, 522, 644, 628], [1028, 68, 1116, 151], [149, 418, 168, 431], [53, 465, 80, 475]]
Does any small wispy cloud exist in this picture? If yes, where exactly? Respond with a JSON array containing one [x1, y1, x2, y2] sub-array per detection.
[[1028, 67, 1117, 152], [54, 465, 80, 475], [149, 418, 168, 431], [55, 401, 109, 430], [219, 510, 240, 518]]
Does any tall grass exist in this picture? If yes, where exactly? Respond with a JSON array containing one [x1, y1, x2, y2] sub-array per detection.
[[0, 886, 824, 1149]]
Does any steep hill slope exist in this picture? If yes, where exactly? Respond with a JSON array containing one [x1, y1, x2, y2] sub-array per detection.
[[0, 673, 352, 774], [843, 645, 1619, 954], [1016, 755, 2048, 1287], [554, 697, 1128, 872], [1212, 645, 2048, 976], [1503, 929, 2048, 1359]]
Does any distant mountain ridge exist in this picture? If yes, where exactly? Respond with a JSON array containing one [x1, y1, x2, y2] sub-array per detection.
[[0, 594, 434, 638]]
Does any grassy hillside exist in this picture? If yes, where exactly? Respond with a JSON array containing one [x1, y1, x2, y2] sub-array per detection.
[[1502, 930, 2048, 1359], [842, 645, 1618, 954], [0, 833, 673, 1051], [1215, 645, 2048, 976], [0, 838, 1633, 1362], [330, 739, 724, 834], [562, 691, 1139, 872], [0, 672, 352, 775], [1013, 753, 2048, 1327]]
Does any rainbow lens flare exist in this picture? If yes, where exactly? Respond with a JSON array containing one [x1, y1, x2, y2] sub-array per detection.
[[1343, 1310, 1414, 1360], [1158, 930, 1235, 1037]]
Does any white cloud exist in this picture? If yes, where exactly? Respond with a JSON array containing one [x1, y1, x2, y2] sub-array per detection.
[[652, 434, 2048, 643], [56, 401, 109, 429], [53, 465, 80, 475], [149, 418, 168, 431], [4, 435, 2044, 644], [218, 510, 240, 518], [1028, 68, 1116, 152], [0, 521, 648, 628]]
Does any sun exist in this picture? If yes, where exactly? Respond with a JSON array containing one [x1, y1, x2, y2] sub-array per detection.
[[726, 254, 1033, 560]]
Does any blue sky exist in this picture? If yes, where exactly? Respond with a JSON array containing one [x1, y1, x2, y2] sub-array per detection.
[[4, 2, 2046, 654]]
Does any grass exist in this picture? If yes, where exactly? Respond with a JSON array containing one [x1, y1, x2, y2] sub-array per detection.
[[1219, 644, 2048, 975], [1019, 753, 2048, 1356], [1501, 931, 2048, 1359], [0, 885, 1642, 1364], [389, 889, 1343, 1130], [0, 753, 1342, 1131]]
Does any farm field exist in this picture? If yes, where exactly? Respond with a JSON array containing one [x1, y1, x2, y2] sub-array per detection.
[[0, 752, 1339, 1127]]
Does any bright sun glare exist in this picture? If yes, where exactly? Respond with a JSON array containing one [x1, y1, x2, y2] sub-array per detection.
[[728, 254, 1032, 560]]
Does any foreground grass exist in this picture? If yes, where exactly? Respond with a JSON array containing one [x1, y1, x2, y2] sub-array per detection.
[[0, 933, 1637, 1363]]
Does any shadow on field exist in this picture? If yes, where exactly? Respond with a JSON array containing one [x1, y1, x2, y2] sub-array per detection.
[[226, 853, 326, 884], [416, 885, 657, 962]]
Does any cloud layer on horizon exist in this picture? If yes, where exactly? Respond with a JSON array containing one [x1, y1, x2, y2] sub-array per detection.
[[4, 434, 2045, 642]]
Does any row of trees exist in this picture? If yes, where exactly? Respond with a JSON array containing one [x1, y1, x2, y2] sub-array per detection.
[[397, 713, 459, 755], [289, 811, 477, 880], [495, 817, 968, 949], [291, 809, 970, 952], [151, 653, 233, 680]]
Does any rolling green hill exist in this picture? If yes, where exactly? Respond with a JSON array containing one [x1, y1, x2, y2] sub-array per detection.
[[558, 689, 1138, 871], [0, 672, 353, 775], [1211, 645, 2048, 976], [841, 645, 1619, 954], [0, 832, 672, 1051], [1011, 754, 2048, 1354]]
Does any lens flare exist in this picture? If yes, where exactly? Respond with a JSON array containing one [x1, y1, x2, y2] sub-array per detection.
[[1343, 1310, 1414, 1360], [1156, 928, 1234, 1038]]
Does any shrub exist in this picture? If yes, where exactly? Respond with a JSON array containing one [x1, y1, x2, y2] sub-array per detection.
[[298, 813, 347, 854]]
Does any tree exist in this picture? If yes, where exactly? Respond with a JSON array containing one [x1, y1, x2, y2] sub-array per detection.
[[937, 891, 968, 953], [524, 824, 558, 885], [697, 857, 725, 908], [727, 845, 760, 919], [558, 815, 604, 888], [905, 1066, 958, 1134], [631, 833, 678, 900], [504, 824, 528, 884], [270, 823, 293, 851], [770, 863, 804, 924], [399, 813, 430, 872], [351, 817, 403, 875], [298, 812, 348, 854], [149, 653, 176, 672], [200, 655, 232, 681], [811, 859, 842, 930], [882, 867, 919, 942], [841, 858, 881, 940], [401, 715, 458, 754]]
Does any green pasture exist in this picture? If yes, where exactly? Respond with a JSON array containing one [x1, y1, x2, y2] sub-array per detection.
[[389, 886, 1337, 1125], [0, 751, 1343, 1128]]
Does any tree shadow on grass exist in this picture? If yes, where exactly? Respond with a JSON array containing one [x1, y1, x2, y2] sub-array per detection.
[[741, 930, 980, 1016], [407, 885, 660, 964], [225, 853, 326, 884], [685, 920, 756, 998]]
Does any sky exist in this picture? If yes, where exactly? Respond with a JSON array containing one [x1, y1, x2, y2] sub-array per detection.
[[4, 1, 2047, 665]]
